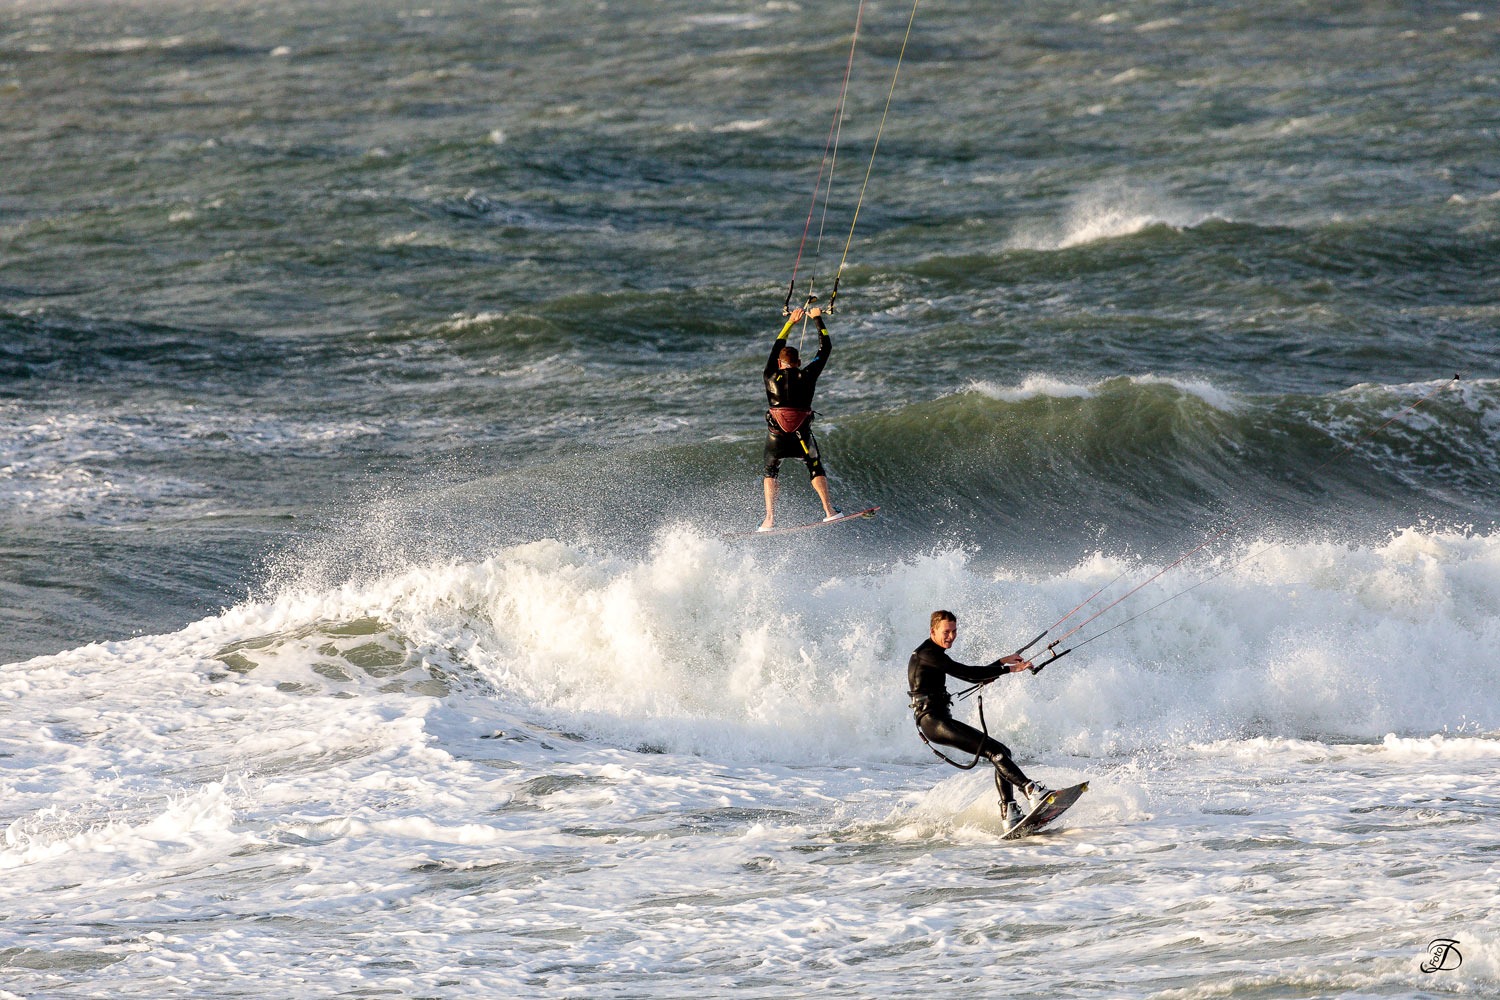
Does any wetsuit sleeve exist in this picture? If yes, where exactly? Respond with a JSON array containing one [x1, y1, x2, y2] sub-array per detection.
[[937, 648, 1007, 684], [913, 642, 1004, 685], [802, 320, 831, 378], [765, 316, 797, 378]]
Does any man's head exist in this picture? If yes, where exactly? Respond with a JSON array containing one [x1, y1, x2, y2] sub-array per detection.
[[930, 609, 957, 649], [778, 345, 800, 369]]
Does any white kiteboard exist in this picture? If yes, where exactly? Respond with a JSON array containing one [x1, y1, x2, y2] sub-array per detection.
[[722, 505, 879, 538]]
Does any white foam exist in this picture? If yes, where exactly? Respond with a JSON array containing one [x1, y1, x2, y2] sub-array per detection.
[[1128, 372, 1244, 411], [1310, 377, 1498, 470], [4, 524, 1498, 997], [1379, 732, 1500, 759], [1008, 182, 1225, 250], [713, 118, 772, 133], [247, 525, 1500, 758], [680, 13, 769, 30], [10, 518, 1499, 765], [0, 400, 437, 522], [965, 372, 1242, 411], [965, 374, 1097, 402], [437, 311, 509, 332], [79, 36, 186, 54], [1, 782, 240, 871]]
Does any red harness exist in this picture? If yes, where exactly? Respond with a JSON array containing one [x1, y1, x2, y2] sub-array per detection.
[[767, 407, 812, 434]]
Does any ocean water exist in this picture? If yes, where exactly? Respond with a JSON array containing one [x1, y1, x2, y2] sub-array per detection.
[[3, 0, 1498, 996]]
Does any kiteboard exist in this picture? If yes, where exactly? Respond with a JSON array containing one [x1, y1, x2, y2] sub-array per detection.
[[1002, 780, 1088, 840], [722, 506, 879, 538]]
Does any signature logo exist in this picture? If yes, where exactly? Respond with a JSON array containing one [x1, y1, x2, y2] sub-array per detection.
[[1420, 938, 1462, 973]]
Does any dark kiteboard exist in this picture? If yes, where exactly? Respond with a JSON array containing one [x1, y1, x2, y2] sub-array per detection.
[[1003, 780, 1088, 840], [722, 506, 879, 538]]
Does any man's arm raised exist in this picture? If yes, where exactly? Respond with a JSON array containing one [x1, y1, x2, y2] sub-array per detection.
[[766, 307, 803, 377], [804, 308, 831, 377]]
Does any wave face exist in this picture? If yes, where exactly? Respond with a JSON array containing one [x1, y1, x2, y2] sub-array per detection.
[[347, 374, 1488, 573], [825, 374, 1493, 550]]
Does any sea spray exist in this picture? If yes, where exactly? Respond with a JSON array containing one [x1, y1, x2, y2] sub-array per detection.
[[21, 521, 1493, 766]]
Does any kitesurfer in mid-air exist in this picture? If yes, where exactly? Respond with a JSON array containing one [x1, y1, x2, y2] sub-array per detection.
[[909, 610, 1052, 827], [759, 305, 838, 531]]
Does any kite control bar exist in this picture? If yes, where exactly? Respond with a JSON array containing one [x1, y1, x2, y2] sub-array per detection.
[[781, 263, 844, 317], [781, 286, 827, 318], [1007, 629, 1070, 675], [954, 629, 1074, 701], [953, 628, 1067, 701], [1029, 641, 1072, 674]]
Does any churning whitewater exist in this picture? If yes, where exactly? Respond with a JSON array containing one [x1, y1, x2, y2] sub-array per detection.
[[6, 524, 1500, 995], [4, 0, 1499, 996]]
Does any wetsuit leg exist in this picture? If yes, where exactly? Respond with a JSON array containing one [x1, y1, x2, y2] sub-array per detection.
[[798, 429, 826, 480], [763, 432, 783, 479], [919, 713, 1031, 798]]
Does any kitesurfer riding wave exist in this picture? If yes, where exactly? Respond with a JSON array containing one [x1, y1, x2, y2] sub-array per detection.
[[910, 610, 1052, 827], [759, 306, 839, 531]]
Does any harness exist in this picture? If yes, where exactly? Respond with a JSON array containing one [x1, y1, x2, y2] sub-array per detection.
[[767, 406, 813, 434], [910, 691, 992, 770]]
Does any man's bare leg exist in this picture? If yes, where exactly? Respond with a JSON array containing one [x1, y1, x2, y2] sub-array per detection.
[[811, 474, 837, 519], [759, 477, 778, 531]]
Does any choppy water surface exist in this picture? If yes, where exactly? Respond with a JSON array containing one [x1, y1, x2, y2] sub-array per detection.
[[2, 0, 1498, 996]]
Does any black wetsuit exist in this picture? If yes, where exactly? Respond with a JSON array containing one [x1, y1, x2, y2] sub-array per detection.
[[908, 638, 1032, 802], [762, 317, 831, 480]]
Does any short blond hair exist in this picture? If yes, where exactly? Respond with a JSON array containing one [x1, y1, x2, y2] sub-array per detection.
[[930, 609, 956, 631]]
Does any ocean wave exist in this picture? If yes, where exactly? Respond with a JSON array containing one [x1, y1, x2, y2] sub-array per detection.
[[244, 371, 1499, 580], [964, 373, 1243, 412], [1006, 183, 1227, 251], [0, 400, 409, 523], [712, 119, 773, 133], [19, 523, 1498, 762], [823, 374, 1494, 549]]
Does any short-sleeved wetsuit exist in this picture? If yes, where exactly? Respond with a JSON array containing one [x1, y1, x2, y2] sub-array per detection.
[[762, 315, 831, 480], [908, 637, 1032, 799]]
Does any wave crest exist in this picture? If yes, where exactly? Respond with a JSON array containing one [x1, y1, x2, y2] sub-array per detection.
[[1007, 183, 1226, 250], [25, 524, 1499, 762]]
